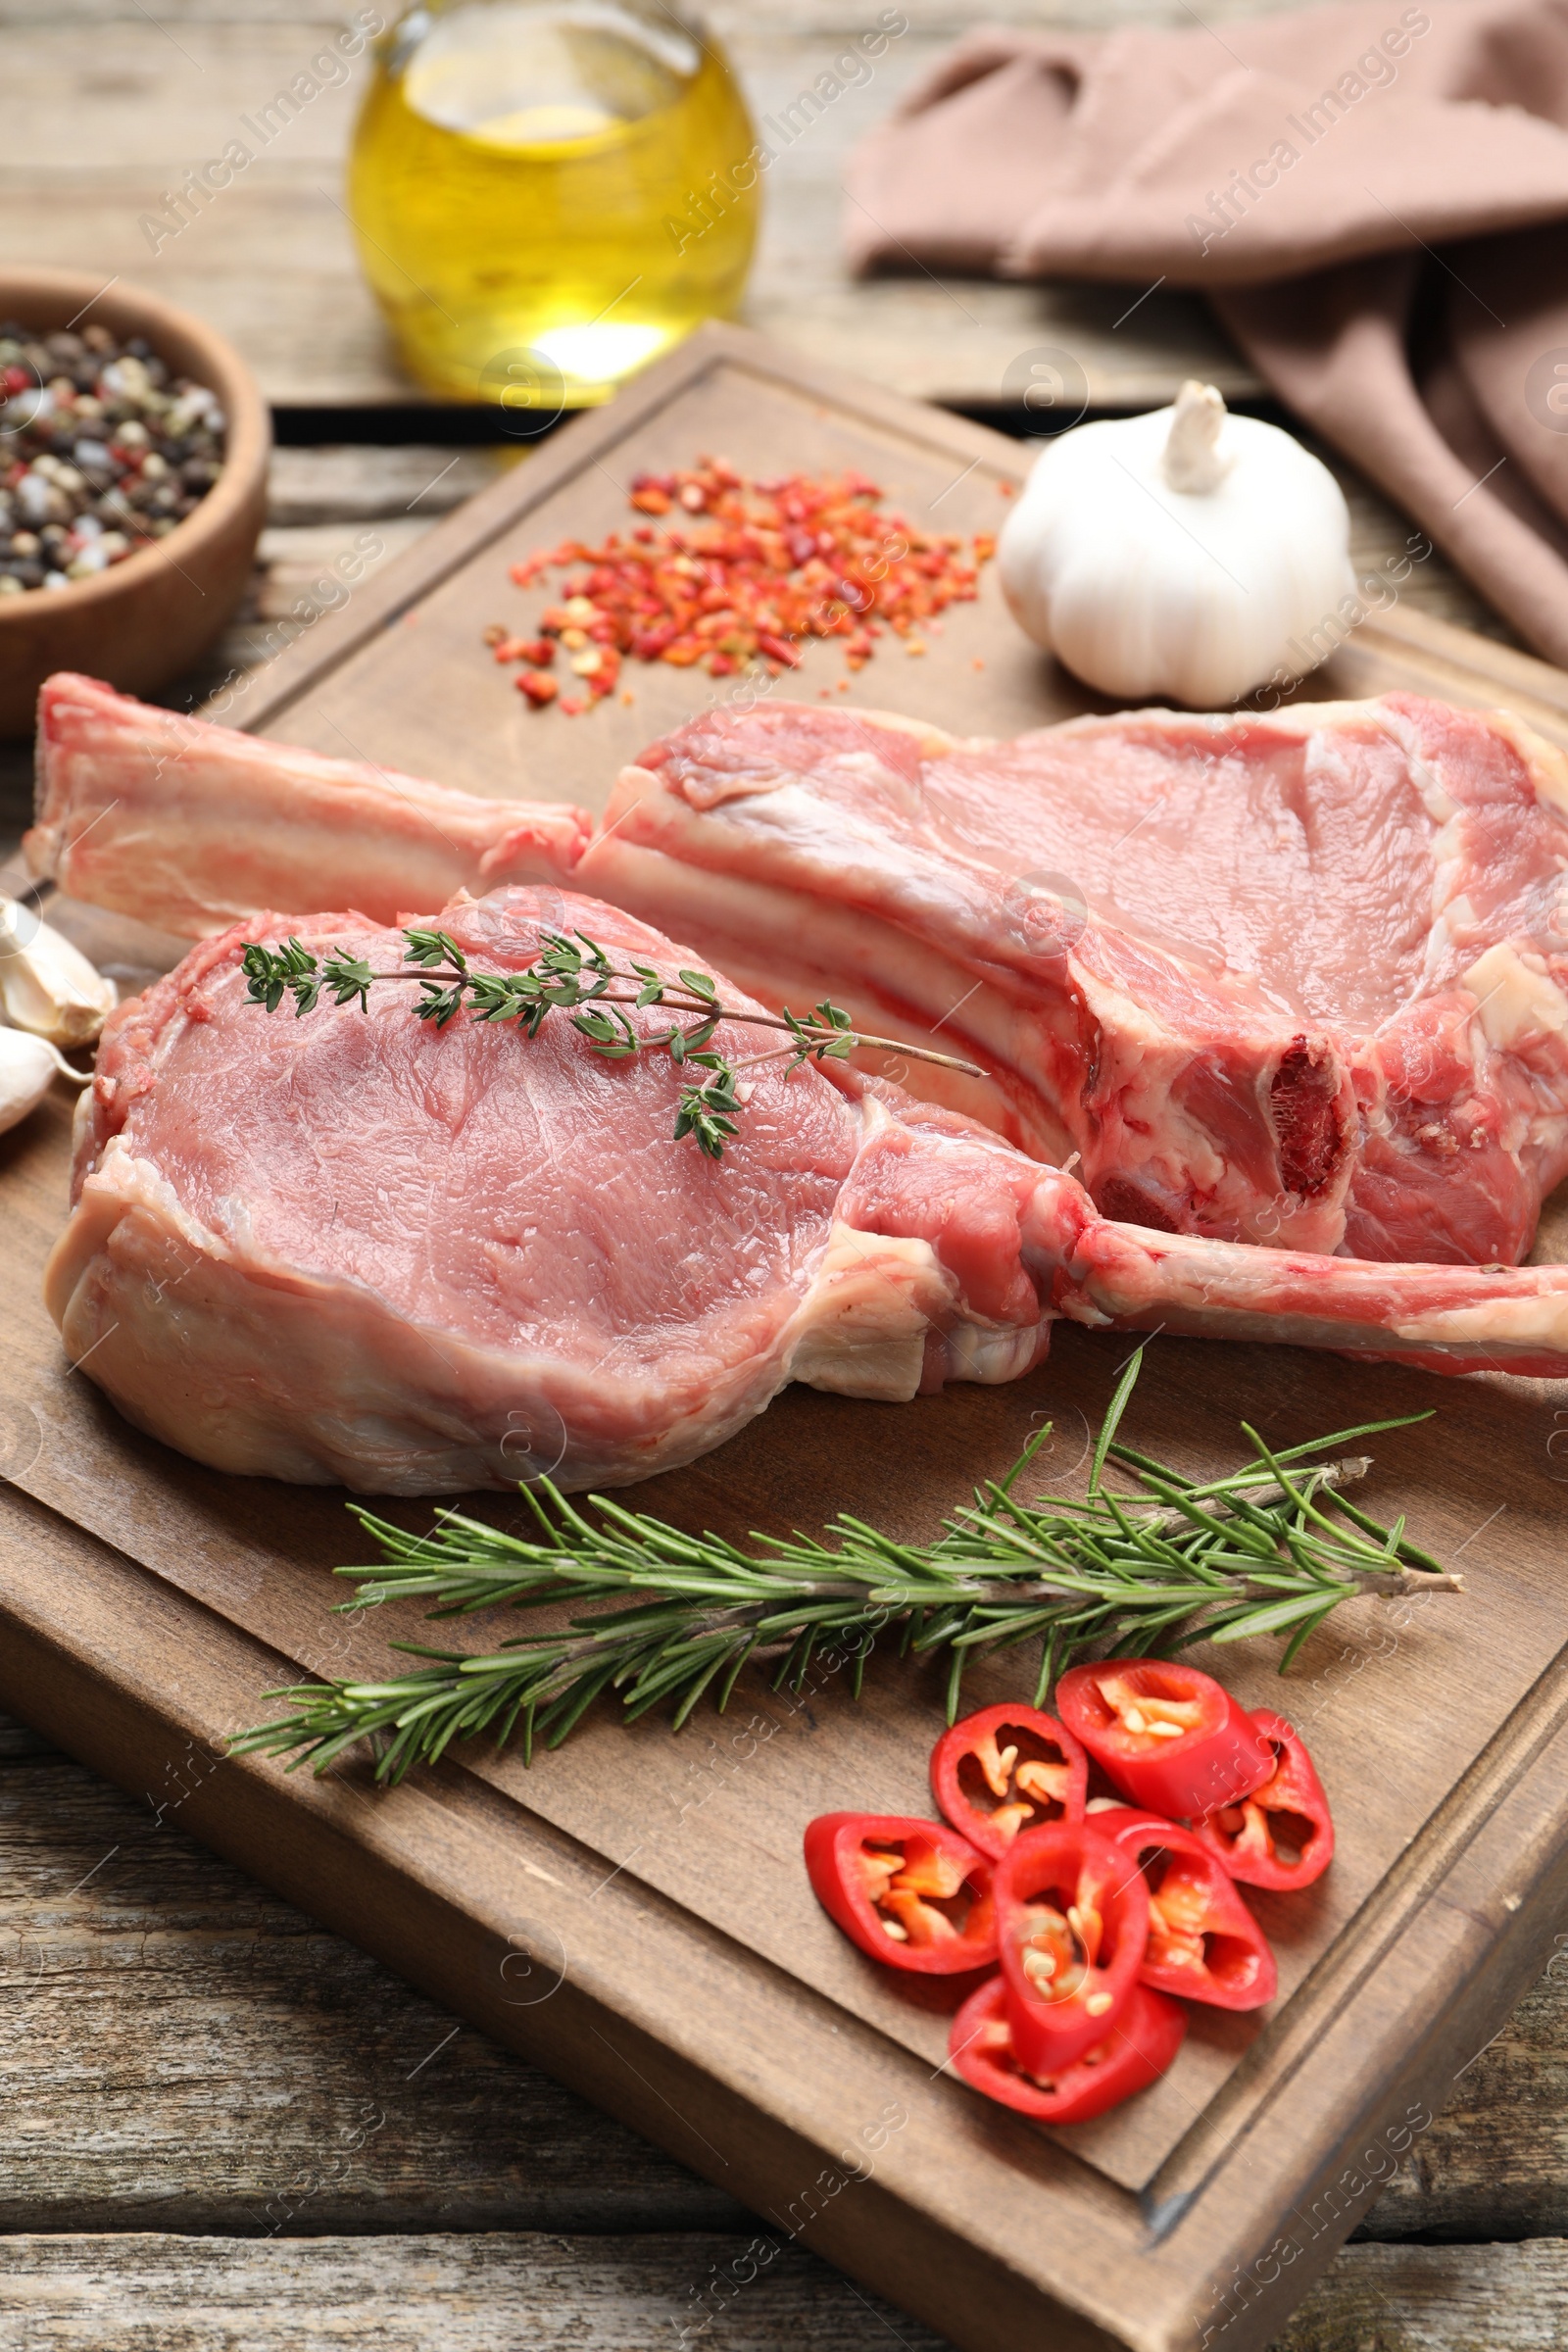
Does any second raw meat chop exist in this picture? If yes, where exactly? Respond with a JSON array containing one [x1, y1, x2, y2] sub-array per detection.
[[585, 697, 1568, 1267], [47, 886, 1568, 1495]]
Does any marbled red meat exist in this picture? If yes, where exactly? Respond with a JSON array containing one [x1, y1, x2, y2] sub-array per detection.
[[45, 885, 1568, 1495], [582, 695, 1568, 1267]]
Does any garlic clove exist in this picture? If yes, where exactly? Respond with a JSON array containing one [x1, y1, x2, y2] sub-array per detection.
[[0, 895, 117, 1047], [0, 1026, 90, 1137]]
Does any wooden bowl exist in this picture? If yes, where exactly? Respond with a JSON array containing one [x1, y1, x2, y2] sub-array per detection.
[[0, 268, 270, 738]]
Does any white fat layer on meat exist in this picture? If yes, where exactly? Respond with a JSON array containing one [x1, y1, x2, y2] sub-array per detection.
[[783, 1219, 951, 1400], [1364, 700, 1477, 1007], [1389, 706, 1568, 1012], [587, 837, 1076, 1147], [665, 763, 785, 811], [1462, 942, 1568, 1049], [1415, 846, 1476, 1000], [1371, 705, 1459, 828], [1356, 707, 1472, 1007], [821, 749, 925, 807], [786, 1220, 1048, 1400], [785, 1100, 1052, 1401], [1489, 711, 1568, 822], [704, 776, 986, 936], [940, 1320, 1051, 1383], [784, 1096, 952, 1403], [1395, 1293, 1568, 1348], [1052, 697, 1381, 749], [80, 1137, 225, 1258]]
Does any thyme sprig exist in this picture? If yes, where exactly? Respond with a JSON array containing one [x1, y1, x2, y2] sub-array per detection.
[[232, 1355, 1458, 1787], [240, 926, 981, 1158]]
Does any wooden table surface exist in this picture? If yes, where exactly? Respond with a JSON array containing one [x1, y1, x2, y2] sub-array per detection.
[[1, 3, 1565, 2347]]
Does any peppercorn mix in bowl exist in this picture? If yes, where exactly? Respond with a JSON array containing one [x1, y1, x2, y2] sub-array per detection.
[[0, 269, 269, 736], [0, 322, 225, 596]]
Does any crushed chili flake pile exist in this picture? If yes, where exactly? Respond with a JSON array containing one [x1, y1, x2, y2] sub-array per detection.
[[485, 455, 997, 712]]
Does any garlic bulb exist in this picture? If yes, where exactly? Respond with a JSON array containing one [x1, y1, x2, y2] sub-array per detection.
[[998, 380, 1355, 708], [0, 1027, 90, 1137], [0, 896, 117, 1047]]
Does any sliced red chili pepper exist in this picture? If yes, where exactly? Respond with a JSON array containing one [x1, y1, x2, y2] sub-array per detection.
[[994, 1822, 1148, 2074], [1101, 1809, 1277, 2010], [1055, 1659, 1275, 1821], [949, 1973, 1185, 2124], [1190, 1710, 1335, 1890], [803, 1813, 997, 1975], [931, 1703, 1088, 1859]]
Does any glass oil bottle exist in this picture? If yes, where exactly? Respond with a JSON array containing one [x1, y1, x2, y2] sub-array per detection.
[[349, 0, 760, 408]]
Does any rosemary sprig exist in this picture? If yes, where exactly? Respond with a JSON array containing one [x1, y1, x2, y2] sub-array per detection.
[[231, 1355, 1459, 1786], [240, 926, 980, 1159]]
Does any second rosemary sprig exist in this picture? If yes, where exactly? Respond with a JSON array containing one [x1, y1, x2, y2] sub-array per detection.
[[230, 1354, 1458, 1786]]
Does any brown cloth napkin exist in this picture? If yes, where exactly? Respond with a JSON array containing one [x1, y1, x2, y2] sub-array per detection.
[[845, 0, 1568, 665]]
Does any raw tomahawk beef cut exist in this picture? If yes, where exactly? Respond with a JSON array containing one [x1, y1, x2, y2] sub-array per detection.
[[47, 885, 1568, 1495], [28, 673, 1568, 1272], [584, 699, 1568, 1268]]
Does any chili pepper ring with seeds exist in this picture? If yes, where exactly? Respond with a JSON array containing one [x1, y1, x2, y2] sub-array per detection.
[[804, 1671, 1336, 2131], [485, 456, 996, 710]]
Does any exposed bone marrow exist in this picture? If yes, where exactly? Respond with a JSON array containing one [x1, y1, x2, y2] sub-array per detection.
[[1269, 1037, 1349, 1201]]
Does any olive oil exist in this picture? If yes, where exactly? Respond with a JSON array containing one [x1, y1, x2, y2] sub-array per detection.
[[349, 0, 760, 407]]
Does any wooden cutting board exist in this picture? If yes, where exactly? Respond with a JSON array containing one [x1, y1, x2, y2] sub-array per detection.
[[6, 321, 1568, 2352]]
